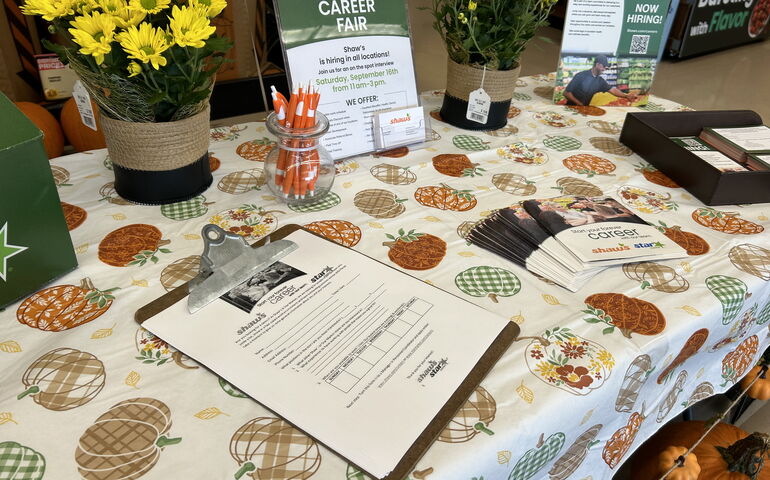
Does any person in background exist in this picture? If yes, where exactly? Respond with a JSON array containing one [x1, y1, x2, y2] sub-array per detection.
[[563, 55, 637, 106]]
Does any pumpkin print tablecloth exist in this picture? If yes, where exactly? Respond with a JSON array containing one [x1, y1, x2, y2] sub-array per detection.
[[2, 74, 770, 480]]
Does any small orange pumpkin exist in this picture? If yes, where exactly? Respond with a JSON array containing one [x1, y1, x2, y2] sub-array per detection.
[[14, 101, 65, 158], [657, 446, 700, 480], [740, 365, 770, 401], [60, 97, 106, 152]]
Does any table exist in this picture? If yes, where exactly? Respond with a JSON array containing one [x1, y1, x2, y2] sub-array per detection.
[[2, 73, 769, 480]]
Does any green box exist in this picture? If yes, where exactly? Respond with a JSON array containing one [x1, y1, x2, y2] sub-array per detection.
[[0, 94, 77, 309]]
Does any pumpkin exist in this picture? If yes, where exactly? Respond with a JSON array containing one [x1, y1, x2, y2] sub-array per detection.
[[616, 354, 653, 413], [304, 220, 361, 247], [654, 222, 709, 256], [509, 432, 566, 480], [562, 154, 615, 177], [14, 101, 64, 158], [17, 277, 117, 331], [61, 202, 87, 230], [370, 163, 416, 185], [438, 386, 496, 443], [548, 424, 602, 480], [0, 441, 46, 480], [354, 189, 406, 218], [76, 397, 181, 480], [432, 153, 484, 177], [603, 407, 646, 469], [383, 229, 446, 270], [657, 370, 688, 423], [657, 446, 700, 480], [629, 421, 770, 480], [682, 382, 714, 409], [722, 335, 760, 386], [414, 184, 477, 211], [583, 293, 666, 338], [19, 347, 105, 411], [740, 366, 770, 401], [456, 266, 521, 303], [98, 224, 170, 267], [706, 275, 748, 324], [230, 417, 321, 479], [60, 97, 106, 151], [658, 329, 709, 384], [692, 207, 764, 235]]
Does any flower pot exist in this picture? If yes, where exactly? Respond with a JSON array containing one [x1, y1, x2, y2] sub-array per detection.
[[99, 105, 213, 205], [440, 59, 521, 130]]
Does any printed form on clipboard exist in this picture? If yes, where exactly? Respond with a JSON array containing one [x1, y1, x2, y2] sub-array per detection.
[[137, 226, 517, 479]]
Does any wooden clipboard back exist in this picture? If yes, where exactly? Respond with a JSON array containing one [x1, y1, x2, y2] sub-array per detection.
[[135, 224, 520, 480]]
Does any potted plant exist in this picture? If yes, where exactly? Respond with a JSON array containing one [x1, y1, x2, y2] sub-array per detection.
[[430, 0, 554, 130], [22, 0, 231, 204]]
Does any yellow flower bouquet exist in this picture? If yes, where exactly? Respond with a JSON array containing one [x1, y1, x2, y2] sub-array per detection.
[[23, 0, 232, 122]]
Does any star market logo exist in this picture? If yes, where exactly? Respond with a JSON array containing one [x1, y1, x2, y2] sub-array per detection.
[[0, 222, 28, 281]]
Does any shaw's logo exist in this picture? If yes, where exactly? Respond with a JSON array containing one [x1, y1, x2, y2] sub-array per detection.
[[592, 242, 664, 254], [390, 113, 411, 124]]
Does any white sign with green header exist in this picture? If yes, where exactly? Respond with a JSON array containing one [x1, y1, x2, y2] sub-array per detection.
[[273, 0, 419, 160]]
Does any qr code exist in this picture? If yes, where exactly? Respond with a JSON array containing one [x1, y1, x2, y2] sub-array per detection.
[[630, 34, 650, 54]]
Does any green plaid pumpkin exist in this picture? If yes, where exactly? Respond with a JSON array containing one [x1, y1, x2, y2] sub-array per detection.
[[0, 442, 46, 480], [543, 135, 582, 152], [706, 275, 748, 324], [345, 464, 367, 479], [219, 378, 248, 398], [455, 266, 521, 303], [509, 432, 566, 480], [161, 196, 211, 221], [513, 92, 532, 101], [288, 192, 341, 213], [638, 102, 666, 112], [452, 135, 490, 151]]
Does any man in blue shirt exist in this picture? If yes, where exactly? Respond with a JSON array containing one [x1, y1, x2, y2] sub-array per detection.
[[563, 55, 636, 106]]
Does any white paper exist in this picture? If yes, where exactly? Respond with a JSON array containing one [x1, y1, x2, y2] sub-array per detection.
[[712, 126, 770, 151], [142, 229, 509, 478], [692, 150, 747, 172], [287, 36, 419, 160]]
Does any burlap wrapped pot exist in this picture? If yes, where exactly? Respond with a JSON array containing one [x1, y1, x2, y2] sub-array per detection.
[[440, 59, 521, 130], [100, 105, 212, 205]]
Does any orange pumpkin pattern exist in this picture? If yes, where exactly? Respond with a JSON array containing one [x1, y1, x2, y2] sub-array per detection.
[[563, 154, 616, 177], [603, 408, 645, 468], [61, 202, 87, 230], [383, 229, 446, 270], [692, 207, 764, 235], [236, 137, 275, 161], [414, 184, 477, 211], [721, 335, 759, 386], [583, 293, 666, 338], [658, 328, 709, 384], [76, 397, 181, 480], [98, 224, 171, 267], [634, 163, 680, 188], [655, 221, 710, 255], [17, 278, 117, 331], [432, 153, 484, 177], [304, 220, 361, 247]]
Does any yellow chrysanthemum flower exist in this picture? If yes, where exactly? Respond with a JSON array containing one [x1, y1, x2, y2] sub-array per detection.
[[97, 0, 144, 27], [68, 11, 116, 64], [127, 0, 169, 14], [468, 0, 477, 10], [168, 5, 216, 48], [190, 0, 226, 18], [127, 61, 141, 77], [116, 22, 169, 70], [21, 0, 76, 21]]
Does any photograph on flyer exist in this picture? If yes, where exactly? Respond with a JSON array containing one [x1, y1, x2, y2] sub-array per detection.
[[554, 54, 656, 107]]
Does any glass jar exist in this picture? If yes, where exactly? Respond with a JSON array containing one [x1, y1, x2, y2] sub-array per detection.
[[264, 111, 334, 206]]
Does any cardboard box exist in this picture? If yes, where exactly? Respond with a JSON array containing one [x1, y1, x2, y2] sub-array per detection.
[[0, 93, 77, 308], [36, 54, 78, 100], [620, 110, 770, 205]]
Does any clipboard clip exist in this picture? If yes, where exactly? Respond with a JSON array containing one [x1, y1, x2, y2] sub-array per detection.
[[187, 224, 298, 313]]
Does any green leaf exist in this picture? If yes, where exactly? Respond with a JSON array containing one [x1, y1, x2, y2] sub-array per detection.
[[158, 358, 169, 365], [602, 326, 615, 335], [584, 316, 602, 323], [143, 359, 155, 364], [159, 248, 171, 253], [151, 256, 159, 264]]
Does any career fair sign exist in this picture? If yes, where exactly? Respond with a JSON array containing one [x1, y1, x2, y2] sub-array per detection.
[[274, 0, 419, 160]]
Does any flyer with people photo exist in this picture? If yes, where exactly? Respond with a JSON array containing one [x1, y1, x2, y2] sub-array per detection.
[[552, 0, 670, 107]]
